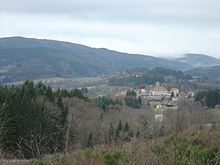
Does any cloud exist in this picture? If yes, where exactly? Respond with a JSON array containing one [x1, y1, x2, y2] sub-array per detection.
[[2, 0, 220, 23], [0, 0, 220, 57]]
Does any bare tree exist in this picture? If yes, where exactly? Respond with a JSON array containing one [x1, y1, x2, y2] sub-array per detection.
[[63, 98, 102, 151], [0, 102, 11, 158]]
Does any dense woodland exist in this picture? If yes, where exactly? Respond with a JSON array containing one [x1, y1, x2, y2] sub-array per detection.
[[0, 81, 87, 158], [109, 67, 192, 86], [196, 89, 220, 108], [0, 81, 152, 158]]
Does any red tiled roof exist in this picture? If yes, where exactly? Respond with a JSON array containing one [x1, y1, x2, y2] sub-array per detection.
[[150, 86, 167, 92], [171, 88, 179, 91]]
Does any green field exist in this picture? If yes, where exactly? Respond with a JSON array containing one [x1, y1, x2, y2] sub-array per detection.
[[147, 100, 178, 114], [88, 85, 131, 97], [5, 77, 108, 89]]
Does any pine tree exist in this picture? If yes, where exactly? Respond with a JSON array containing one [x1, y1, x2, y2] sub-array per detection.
[[136, 128, 140, 138], [171, 92, 174, 98], [124, 121, 129, 132], [118, 120, 122, 131], [138, 96, 142, 105], [115, 120, 122, 141], [45, 86, 54, 102], [109, 123, 115, 144], [87, 132, 93, 148]]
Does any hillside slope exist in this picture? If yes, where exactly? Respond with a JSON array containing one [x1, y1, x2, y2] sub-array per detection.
[[0, 37, 192, 83], [175, 53, 220, 68], [186, 66, 220, 78]]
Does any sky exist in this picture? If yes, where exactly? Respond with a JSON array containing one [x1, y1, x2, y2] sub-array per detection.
[[0, 0, 220, 58]]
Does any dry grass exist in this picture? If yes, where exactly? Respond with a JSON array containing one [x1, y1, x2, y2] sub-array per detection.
[[26, 128, 220, 165]]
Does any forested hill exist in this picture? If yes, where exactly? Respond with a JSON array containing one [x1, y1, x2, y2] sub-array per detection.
[[0, 37, 193, 83], [185, 66, 220, 78], [109, 67, 192, 86], [175, 54, 220, 68]]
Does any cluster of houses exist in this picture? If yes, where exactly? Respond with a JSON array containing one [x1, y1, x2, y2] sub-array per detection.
[[117, 82, 194, 108], [118, 82, 179, 99]]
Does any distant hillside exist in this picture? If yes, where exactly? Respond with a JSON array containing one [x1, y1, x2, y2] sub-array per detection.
[[175, 53, 220, 68], [186, 66, 220, 78], [109, 67, 192, 86], [1, 37, 217, 84], [0, 37, 195, 83]]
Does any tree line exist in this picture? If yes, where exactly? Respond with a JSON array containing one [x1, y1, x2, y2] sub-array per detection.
[[109, 67, 192, 86], [195, 89, 220, 108], [0, 81, 147, 159], [0, 81, 87, 158]]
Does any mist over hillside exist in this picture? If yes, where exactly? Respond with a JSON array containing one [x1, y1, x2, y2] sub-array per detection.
[[174, 53, 220, 68]]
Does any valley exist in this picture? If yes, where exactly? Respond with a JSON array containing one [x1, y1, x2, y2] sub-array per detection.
[[1, 37, 220, 165]]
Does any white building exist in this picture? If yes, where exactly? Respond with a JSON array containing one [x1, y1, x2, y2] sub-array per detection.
[[141, 89, 146, 94], [156, 104, 162, 108], [171, 88, 180, 97], [155, 114, 164, 122]]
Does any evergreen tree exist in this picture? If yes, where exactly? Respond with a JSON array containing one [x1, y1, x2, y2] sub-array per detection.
[[138, 96, 142, 105], [136, 128, 140, 138], [171, 92, 174, 98], [109, 123, 115, 144], [124, 121, 129, 132], [115, 120, 123, 141], [81, 88, 88, 95], [86, 132, 93, 148], [126, 90, 137, 97], [45, 86, 54, 102], [117, 120, 122, 131], [124, 96, 140, 108], [0, 81, 75, 158]]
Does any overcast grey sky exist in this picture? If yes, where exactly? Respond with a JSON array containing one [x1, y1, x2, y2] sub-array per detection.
[[0, 0, 220, 57]]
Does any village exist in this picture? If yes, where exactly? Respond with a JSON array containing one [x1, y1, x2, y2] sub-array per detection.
[[117, 82, 195, 111]]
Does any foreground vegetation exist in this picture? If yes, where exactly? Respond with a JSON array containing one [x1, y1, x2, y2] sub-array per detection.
[[1, 80, 220, 165], [29, 129, 220, 165], [0, 81, 153, 159], [0, 81, 87, 158]]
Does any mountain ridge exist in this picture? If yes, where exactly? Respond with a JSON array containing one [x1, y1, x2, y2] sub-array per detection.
[[0, 36, 219, 83], [186, 66, 220, 78], [174, 53, 220, 68]]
